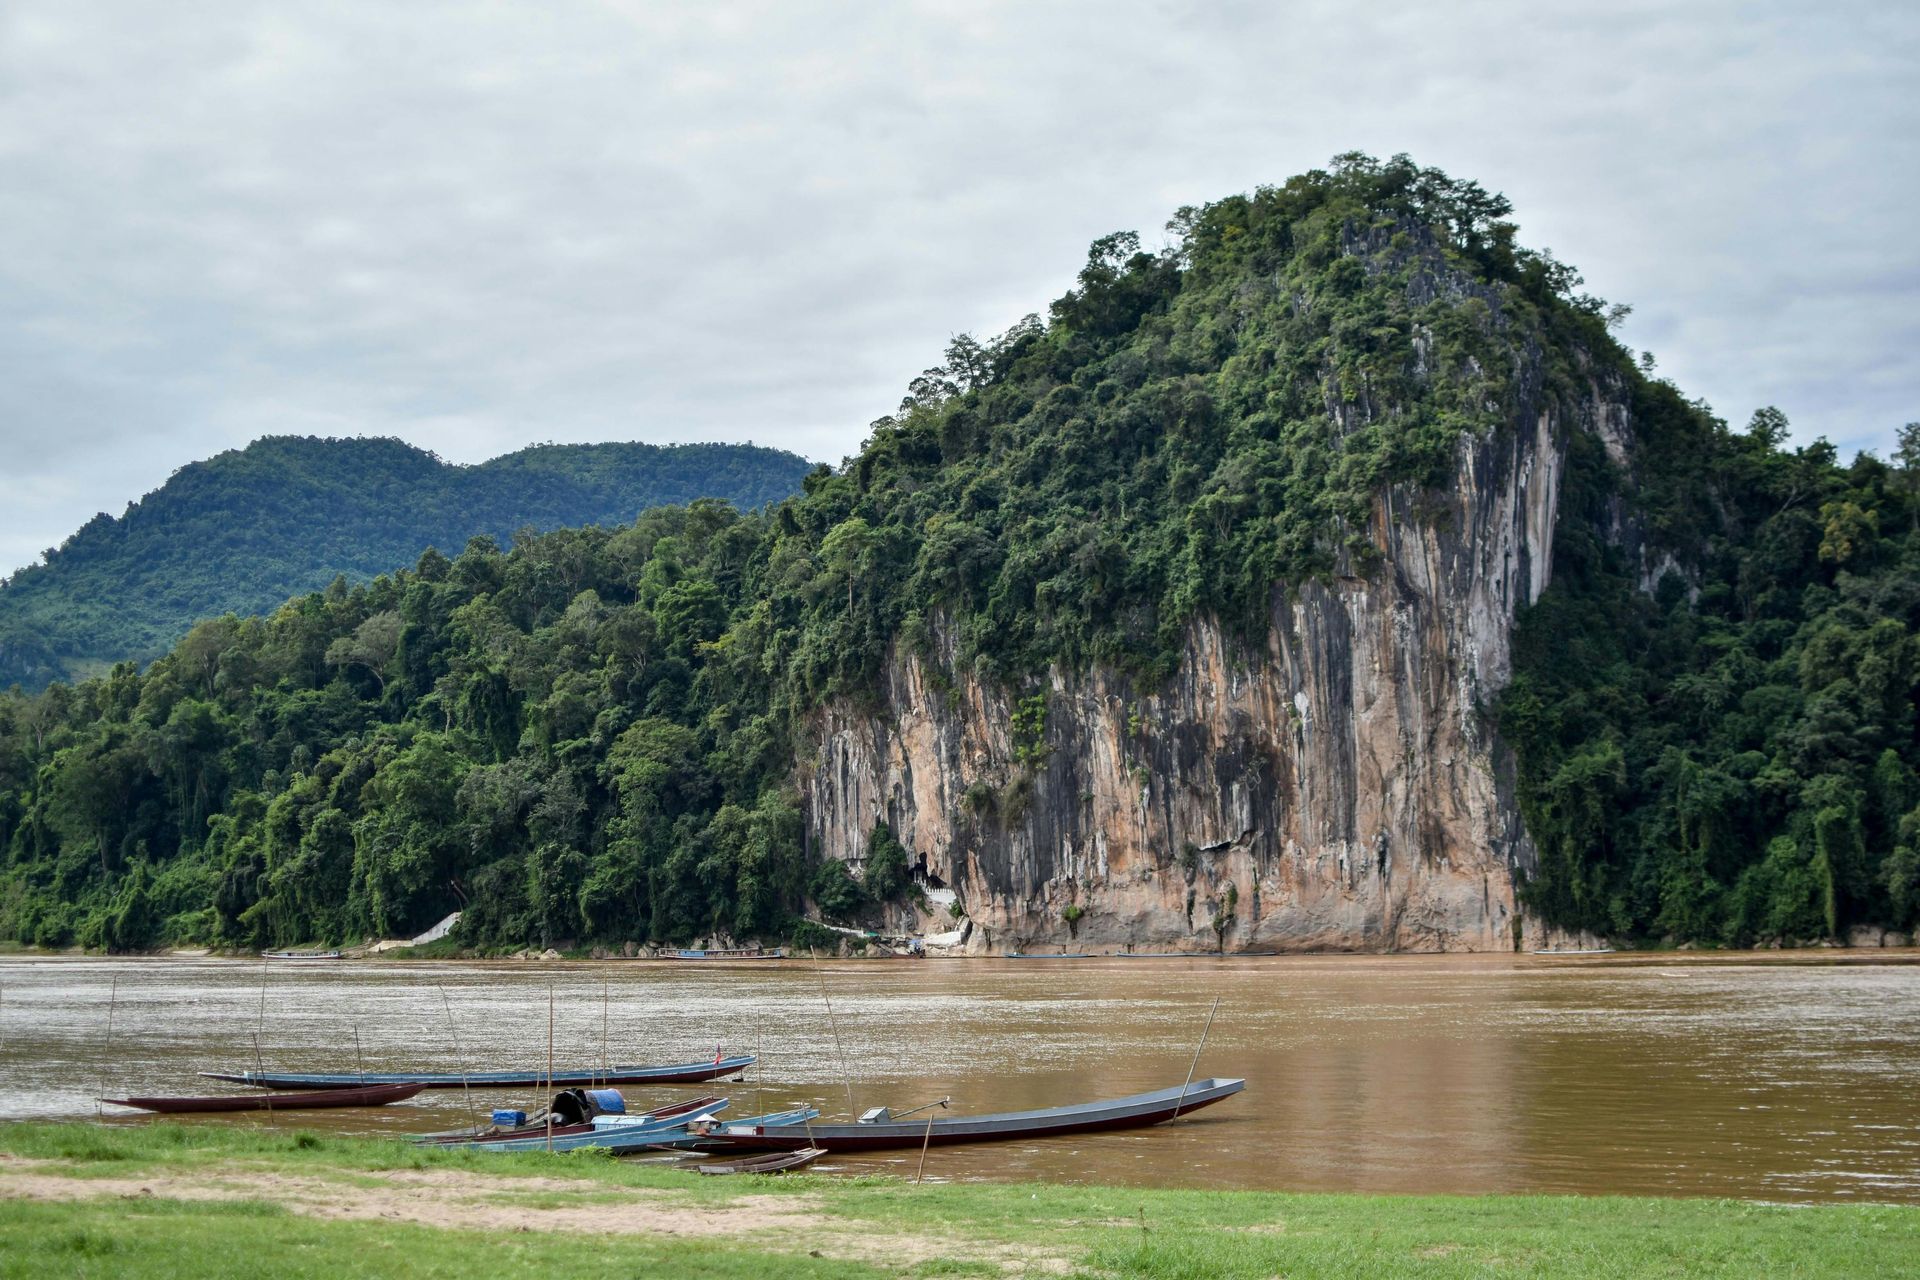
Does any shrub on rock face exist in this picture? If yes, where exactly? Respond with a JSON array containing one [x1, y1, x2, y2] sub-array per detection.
[[810, 859, 867, 922], [863, 823, 910, 903]]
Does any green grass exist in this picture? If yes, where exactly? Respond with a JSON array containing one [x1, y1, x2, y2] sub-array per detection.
[[1, 1122, 1914, 1278], [0, 1199, 883, 1280]]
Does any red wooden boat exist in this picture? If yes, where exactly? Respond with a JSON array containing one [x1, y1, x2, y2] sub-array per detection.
[[101, 1082, 427, 1114]]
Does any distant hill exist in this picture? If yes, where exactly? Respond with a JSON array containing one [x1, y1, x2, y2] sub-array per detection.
[[0, 436, 813, 689]]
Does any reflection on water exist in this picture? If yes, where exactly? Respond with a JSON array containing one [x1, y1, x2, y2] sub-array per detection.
[[2, 952, 1917, 1202]]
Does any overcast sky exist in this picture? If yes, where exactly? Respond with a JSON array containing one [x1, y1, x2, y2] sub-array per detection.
[[1, 1, 1914, 579]]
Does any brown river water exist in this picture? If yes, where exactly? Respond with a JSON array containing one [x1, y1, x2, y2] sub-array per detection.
[[2, 951, 1918, 1202]]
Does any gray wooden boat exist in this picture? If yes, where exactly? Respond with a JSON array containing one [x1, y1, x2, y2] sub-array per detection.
[[694, 1077, 1245, 1153], [694, 1146, 825, 1175]]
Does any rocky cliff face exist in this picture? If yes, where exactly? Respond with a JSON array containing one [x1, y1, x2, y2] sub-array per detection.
[[802, 308, 1633, 956]]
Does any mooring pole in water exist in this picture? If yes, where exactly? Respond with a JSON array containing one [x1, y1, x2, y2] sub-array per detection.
[[600, 982, 609, 1089], [256, 958, 269, 1046], [352, 1026, 367, 1084], [912, 1098, 950, 1185], [546, 984, 556, 1152], [754, 1014, 764, 1119], [810, 949, 856, 1118], [94, 975, 118, 1121], [1171, 996, 1222, 1120], [916, 1110, 937, 1183], [438, 987, 477, 1135], [252, 1032, 275, 1127]]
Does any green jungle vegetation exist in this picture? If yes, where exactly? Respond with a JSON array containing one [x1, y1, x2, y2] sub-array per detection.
[[1498, 404, 1920, 945], [0, 437, 812, 691], [0, 152, 1915, 954], [0, 1123, 1911, 1279]]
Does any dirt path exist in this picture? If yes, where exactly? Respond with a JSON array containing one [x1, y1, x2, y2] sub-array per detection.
[[0, 1155, 1071, 1274]]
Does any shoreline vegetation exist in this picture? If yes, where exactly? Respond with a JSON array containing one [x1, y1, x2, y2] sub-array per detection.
[[0, 1123, 1913, 1279], [6, 940, 1920, 965]]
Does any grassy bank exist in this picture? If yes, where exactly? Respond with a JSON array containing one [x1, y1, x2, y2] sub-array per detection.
[[0, 1123, 1912, 1278]]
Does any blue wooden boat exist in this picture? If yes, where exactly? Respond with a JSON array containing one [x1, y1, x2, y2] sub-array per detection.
[[202, 1054, 755, 1090], [693, 1078, 1245, 1153], [472, 1105, 818, 1155], [416, 1092, 723, 1144]]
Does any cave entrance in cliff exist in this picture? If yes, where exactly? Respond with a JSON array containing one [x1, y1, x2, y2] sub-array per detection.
[[913, 861, 947, 891]]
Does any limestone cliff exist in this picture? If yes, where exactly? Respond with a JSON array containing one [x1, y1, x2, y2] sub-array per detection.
[[802, 367, 1632, 955]]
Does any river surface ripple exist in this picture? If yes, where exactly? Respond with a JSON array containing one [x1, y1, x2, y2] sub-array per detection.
[[2, 951, 1917, 1202]]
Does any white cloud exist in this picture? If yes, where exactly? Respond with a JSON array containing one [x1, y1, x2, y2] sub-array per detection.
[[0, 0, 1914, 574]]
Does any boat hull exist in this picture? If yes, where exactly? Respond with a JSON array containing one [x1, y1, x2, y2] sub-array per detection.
[[418, 1095, 728, 1145], [695, 1147, 825, 1175], [202, 1055, 755, 1090], [466, 1106, 812, 1155], [699, 1077, 1245, 1153], [102, 1082, 426, 1113]]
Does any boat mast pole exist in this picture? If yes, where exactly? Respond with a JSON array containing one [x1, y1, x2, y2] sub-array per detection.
[[1171, 996, 1221, 1120], [810, 949, 855, 1118], [438, 987, 477, 1134]]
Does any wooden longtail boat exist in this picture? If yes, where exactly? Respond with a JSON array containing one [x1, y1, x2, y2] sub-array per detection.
[[201, 1054, 755, 1090], [694, 1077, 1245, 1153], [260, 950, 343, 960], [467, 1105, 817, 1155], [416, 1094, 726, 1145], [694, 1146, 825, 1175], [101, 1082, 425, 1114]]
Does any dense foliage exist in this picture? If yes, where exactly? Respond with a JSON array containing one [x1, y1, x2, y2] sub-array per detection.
[[1498, 401, 1920, 943], [0, 153, 1910, 952], [0, 437, 812, 691]]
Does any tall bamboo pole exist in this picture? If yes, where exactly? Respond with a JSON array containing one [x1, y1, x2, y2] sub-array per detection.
[[94, 976, 118, 1121], [438, 987, 477, 1134], [545, 984, 556, 1152], [810, 950, 856, 1118], [1171, 996, 1222, 1120]]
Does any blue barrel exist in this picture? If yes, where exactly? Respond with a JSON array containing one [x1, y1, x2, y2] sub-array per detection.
[[585, 1089, 625, 1115], [491, 1109, 526, 1126]]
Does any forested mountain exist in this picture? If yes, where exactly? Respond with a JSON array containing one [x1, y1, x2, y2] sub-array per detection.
[[1, 154, 1915, 956], [0, 438, 811, 691]]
